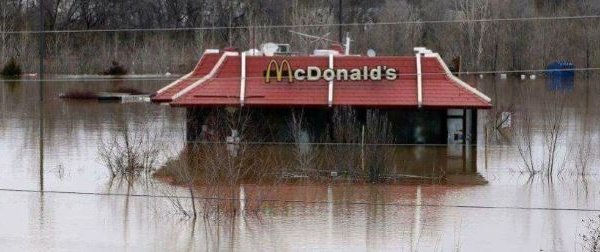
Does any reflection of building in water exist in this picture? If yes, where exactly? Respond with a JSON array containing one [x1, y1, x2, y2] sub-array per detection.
[[546, 76, 575, 92], [152, 46, 491, 175]]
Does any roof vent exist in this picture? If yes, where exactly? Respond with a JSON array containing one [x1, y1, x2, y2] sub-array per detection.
[[414, 47, 433, 55]]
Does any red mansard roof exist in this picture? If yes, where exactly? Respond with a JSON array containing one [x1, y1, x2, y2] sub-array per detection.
[[152, 52, 223, 102], [152, 50, 492, 109]]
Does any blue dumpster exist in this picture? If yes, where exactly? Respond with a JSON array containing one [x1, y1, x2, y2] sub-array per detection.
[[545, 61, 575, 79]]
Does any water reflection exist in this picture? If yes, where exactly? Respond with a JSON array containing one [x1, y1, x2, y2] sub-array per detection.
[[546, 76, 575, 92], [1, 77, 600, 251]]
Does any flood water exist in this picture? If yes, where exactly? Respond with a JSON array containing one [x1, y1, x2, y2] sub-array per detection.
[[1, 76, 600, 251]]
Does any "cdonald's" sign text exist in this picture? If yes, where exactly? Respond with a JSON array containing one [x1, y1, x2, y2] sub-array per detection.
[[264, 59, 399, 83]]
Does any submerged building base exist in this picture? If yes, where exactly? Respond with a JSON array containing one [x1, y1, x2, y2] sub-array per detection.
[[182, 107, 479, 181]]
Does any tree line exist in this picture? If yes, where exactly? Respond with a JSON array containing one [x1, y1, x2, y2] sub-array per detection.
[[0, 0, 598, 74]]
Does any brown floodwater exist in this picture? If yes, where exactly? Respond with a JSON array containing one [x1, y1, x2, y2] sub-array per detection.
[[1, 76, 600, 251]]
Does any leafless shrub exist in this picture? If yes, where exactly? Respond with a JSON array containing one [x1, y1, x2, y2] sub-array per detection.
[[161, 107, 279, 219], [514, 90, 537, 175], [158, 106, 468, 219], [287, 109, 320, 178], [319, 107, 398, 182], [158, 146, 201, 219], [201, 108, 284, 218], [580, 215, 600, 252], [485, 107, 513, 142], [364, 109, 395, 182], [540, 91, 568, 178], [574, 80, 594, 178], [513, 83, 569, 179], [480, 79, 514, 148], [98, 111, 164, 178], [327, 107, 362, 179]]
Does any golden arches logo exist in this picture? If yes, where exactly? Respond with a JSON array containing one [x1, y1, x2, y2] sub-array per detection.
[[265, 59, 293, 83]]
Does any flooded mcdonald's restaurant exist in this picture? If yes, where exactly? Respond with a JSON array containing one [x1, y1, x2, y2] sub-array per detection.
[[151, 45, 492, 181]]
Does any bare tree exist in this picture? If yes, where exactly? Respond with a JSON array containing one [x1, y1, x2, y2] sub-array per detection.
[[514, 85, 537, 175], [288, 109, 319, 178], [289, 0, 336, 54], [364, 109, 395, 182], [328, 107, 361, 179], [454, 0, 491, 71], [98, 111, 165, 178], [1, 0, 599, 74]]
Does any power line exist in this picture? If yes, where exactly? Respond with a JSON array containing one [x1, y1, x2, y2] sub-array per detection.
[[8, 67, 600, 82], [2, 15, 600, 35], [1, 187, 599, 212], [184, 141, 479, 147]]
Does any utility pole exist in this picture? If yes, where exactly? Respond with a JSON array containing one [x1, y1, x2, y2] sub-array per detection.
[[39, 0, 45, 192], [338, 0, 343, 43]]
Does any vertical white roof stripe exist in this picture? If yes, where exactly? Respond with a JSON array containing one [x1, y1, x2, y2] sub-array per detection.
[[328, 54, 334, 107], [240, 52, 247, 106], [416, 53, 423, 108]]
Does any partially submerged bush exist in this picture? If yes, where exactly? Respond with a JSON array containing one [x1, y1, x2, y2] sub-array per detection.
[[98, 115, 163, 178], [1, 57, 22, 77], [103, 61, 128, 75]]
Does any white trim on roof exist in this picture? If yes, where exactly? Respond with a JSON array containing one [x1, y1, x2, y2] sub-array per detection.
[[171, 51, 239, 101], [155, 70, 193, 96], [155, 49, 220, 95], [415, 53, 423, 108], [426, 53, 492, 103], [240, 52, 247, 106], [328, 54, 334, 107]]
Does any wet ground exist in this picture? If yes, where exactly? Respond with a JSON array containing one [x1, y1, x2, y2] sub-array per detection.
[[1, 76, 600, 251]]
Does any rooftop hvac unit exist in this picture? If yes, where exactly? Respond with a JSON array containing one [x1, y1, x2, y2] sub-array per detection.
[[277, 44, 291, 54], [261, 43, 291, 56]]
